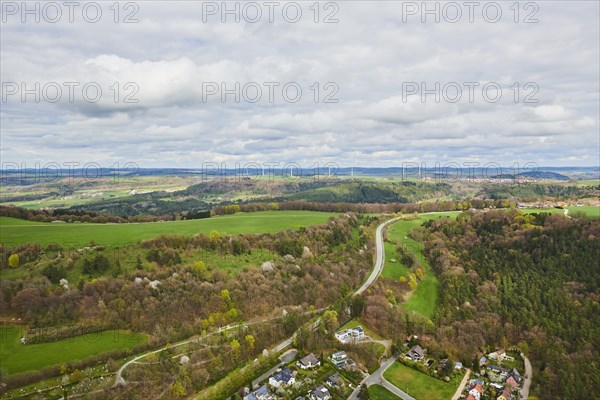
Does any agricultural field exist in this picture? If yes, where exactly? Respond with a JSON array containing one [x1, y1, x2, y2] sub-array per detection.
[[383, 362, 463, 400], [0, 211, 335, 247], [0, 176, 196, 209], [568, 206, 600, 218], [368, 385, 401, 400], [0, 325, 147, 376]]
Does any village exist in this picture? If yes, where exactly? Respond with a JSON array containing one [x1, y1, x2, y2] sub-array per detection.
[[241, 323, 529, 400]]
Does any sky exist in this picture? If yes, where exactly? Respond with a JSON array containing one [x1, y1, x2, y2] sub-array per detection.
[[1, 0, 599, 169]]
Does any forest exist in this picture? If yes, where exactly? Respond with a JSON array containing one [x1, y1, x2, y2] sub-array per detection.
[[422, 210, 600, 399]]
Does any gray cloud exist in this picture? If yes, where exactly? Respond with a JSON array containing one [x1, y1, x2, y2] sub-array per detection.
[[1, 1, 598, 168]]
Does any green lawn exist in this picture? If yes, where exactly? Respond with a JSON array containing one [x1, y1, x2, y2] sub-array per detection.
[[381, 241, 409, 279], [0, 325, 147, 375], [0, 211, 334, 247], [369, 384, 401, 399], [383, 362, 463, 400], [384, 212, 460, 319]]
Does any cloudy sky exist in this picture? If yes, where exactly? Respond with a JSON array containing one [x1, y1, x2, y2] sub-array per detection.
[[1, 1, 598, 168]]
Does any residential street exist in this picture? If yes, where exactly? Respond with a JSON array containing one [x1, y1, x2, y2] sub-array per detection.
[[347, 356, 415, 400]]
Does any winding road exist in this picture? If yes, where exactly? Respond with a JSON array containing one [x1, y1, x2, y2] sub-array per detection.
[[354, 216, 401, 296]]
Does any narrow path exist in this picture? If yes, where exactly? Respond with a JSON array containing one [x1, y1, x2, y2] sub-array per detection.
[[114, 308, 325, 386], [451, 368, 471, 400], [521, 353, 533, 399]]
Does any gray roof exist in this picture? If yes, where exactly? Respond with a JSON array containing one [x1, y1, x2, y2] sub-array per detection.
[[408, 345, 425, 357], [299, 353, 319, 366], [271, 368, 294, 384], [325, 372, 341, 385]]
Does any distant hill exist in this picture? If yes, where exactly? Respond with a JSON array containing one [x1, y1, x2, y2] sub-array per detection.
[[492, 171, 570, 180]]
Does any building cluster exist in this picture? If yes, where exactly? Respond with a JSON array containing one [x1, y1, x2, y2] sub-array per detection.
[[243, 351, 357, 400], [462, 349, 525, 400]]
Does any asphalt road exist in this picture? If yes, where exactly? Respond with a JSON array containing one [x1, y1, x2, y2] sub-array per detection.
[[354, 217, 401, 296], [347, 356, 415, 400]]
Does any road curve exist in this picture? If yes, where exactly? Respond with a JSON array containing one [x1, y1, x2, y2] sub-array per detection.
[[354, 211, 459, 297], [354, 217, 401, 296], [347, 356, 415, 400]]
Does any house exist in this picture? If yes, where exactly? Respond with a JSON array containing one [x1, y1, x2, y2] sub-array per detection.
[[269, 368, 295, 388], [244, 385, 274, 400], [506, 368, 521, 387], [308, 385, 331, 400], [486, 364, 510, 376], [335, 326, 365, 343], [497, 385, 512, 400], [488, 349, 507, 361], [479, 355, 488, 365], [455, 361, 463, 369], [297, 353, 320, 369], [406, 345, 425, 361], [325, 372, 343, 388], [468, 383, 484, 400], [331, 351, 347, 367]]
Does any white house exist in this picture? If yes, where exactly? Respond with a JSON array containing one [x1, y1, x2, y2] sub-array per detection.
[[334, 326, 365, 344], [268, 368, 295, 388], [331, 351, 347, 367], [297, 353, 320, 369]]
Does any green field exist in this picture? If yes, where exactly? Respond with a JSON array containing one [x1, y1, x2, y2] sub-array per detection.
[[567, 206, 600, 218], [384, 212, 460, 319], [369, 384, 401, 399], [517, 206, 600, 218], [0, 211, 335, 247], [0, 325, 147, 375], [383, 362, 463, 400], [381, 241, 409, 279]]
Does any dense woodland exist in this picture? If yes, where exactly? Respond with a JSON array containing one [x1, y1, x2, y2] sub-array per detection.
[[422, 210, 599, 399]]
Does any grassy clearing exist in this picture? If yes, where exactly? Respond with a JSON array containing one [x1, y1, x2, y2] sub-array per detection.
[[383, 362, 463, 400], [369, 385, 401, 400], [383, 212, 460, 319], [403, 274, 439, 318], [381, 241, 408, 279], [0, 325, 147, 376], [0, 211, 335, 247]]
